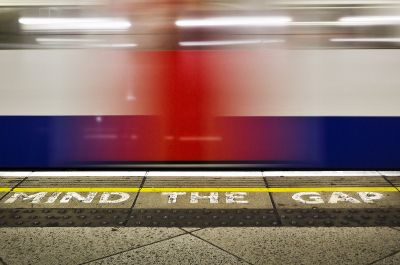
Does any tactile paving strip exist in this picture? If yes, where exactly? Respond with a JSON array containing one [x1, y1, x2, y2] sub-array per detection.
[[266, 176, 391, 187], [144, 177, 265, 187], [127, 209, 278, 227], [278, 208, 400, 227], [17, 176, 143, 187], [385, 176, 400, 187], [0, 207, 399, 227], [0, 208, 129, 227], [0, 177, 25, 188]]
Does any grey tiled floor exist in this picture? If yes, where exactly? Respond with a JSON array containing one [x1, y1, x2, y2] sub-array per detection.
[[0, 227, 399, 265]]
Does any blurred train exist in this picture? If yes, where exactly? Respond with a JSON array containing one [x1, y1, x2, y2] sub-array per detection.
[[0, 0, 400, 169]]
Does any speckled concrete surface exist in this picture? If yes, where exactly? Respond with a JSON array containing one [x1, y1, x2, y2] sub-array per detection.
[[1, 227, 399, 265], [372, 251, 400, 265], [0, 227, 184, 265], [86, 233, 249, 265], [192, 227, 400, 265]]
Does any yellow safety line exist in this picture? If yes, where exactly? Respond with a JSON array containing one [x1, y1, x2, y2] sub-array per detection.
[[0, 186, 397, 193], [141, 187, 398, 192], [142, 187, 269, 192], [268, 187, 398, 192], [12, 187, 140, 193]]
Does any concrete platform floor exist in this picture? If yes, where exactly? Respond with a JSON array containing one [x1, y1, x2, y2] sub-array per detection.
[[0, 171, 399, 265], [0, 227, 399, 265]]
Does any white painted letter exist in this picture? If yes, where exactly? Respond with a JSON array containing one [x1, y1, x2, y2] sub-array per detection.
[[46, 192, 62, 203], [99, 192, 130, 204], [60, 192, 97, 204], [5, 192, 47, 204], [190, 192, 218, 204], [328, 192, 360, 204], [358, 192, 383, 203], [292, 192, 324, 204], [225, 192, 248, 204], [161, 192, 186, 203]]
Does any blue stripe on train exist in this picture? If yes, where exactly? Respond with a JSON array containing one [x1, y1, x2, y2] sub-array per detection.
[[0, 116, 399, 168]]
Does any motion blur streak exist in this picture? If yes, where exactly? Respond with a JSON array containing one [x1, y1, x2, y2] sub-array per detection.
[[330, 38, 400, 42], [0, 1, 400, 168], [18, 17, 132, 31], [179, 40, 284, 46], [338, 16, 400, 25], [175, 16, 292, 27]]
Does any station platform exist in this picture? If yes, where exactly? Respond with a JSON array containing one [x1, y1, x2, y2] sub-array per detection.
[[0, 171, 399, 264]]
